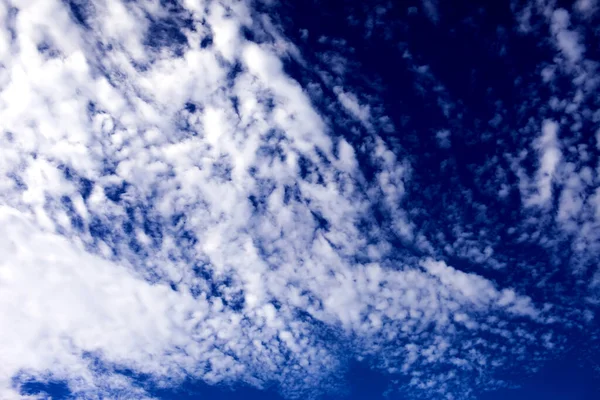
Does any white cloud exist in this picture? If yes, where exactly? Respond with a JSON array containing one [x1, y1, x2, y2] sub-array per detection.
[[0, 0, 579, 399], [334, 86, 372, 128], [0, 206, 201, 398], [550, 9, 585, 63], [422, 259, 539, 318], [436, 129, 451, 148], [523, 120, 562, 207], [575, 0, 598, 16], [557, 169, 585, 228]]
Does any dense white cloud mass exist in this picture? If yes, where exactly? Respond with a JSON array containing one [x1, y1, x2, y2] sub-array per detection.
[[0, 0, 598, 399]]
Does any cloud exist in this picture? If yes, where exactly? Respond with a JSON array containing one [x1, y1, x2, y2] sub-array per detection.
[[0, 0, 599, 399], [550, 8, 585, 63], [421, 0, 440, 24], [0, 206, 200, 398], [521, 120, 562, 207], [436, 129, 451, 148], [422, 259, 539, 319], [334, 86, 372, 128], [575, 0, 598, 16]]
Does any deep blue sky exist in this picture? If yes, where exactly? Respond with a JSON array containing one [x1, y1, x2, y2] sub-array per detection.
[[18, 352, 600, 400]]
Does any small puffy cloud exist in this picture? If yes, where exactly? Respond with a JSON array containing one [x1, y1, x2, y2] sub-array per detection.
[[523, 120, 562, 207], [550, 9, 585, 63], [436, 129, 451, 148], [421, 0, 440, 24], [334, 86, 372, 127], [575, 0, 598, 16]]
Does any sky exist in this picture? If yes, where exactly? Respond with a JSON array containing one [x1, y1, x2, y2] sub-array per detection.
[[0, 0, 599, 399]]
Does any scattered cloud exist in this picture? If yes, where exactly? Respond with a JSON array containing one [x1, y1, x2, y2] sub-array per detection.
[[522, 120, 562, 207], [0, 0, 598, 399]]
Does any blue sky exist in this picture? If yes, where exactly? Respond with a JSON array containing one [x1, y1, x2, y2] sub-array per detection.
[[0, 0, 599, 399], [15, 353, 600, 399]]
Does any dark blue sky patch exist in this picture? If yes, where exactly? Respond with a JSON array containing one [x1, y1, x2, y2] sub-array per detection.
[[142, 211, 164, 246], [60, 195, 85, 232], [191, 262, 213, 283], [123, 205, 164, 246], [256, 129, 288, 164], [79, 177, 94, 200], [481, 349, 600, 400], [20, 381, 71, 399], [215, 276, 246, 312], [146, 17, 189, 56], [282, 183, 302, 205], [104, 181, 129, 203], [248, 194, 263, 213], [159, 0, 188, 13], [310, 210, 330, 232], [200, 32, 213, 48], [230, 95, 241, 116], [100, 158, 119, 176], [85, 199, 177, 267], [62, 0, 94, 29], [142, 375, 286, 400], [88, 214, 112, 243], [190, 263, 245, 311], [247, 177, 277, 216], [240, 25, 256, 42], [13, 375, 72, 400], [184, 101, 197, 113], [297, 154, 324, 184], [226, 61, 245, 86], [317, 360, 398, 400], [86, 100, 96, 116], [143, 0, 196, 57]]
